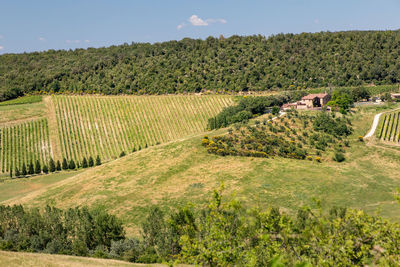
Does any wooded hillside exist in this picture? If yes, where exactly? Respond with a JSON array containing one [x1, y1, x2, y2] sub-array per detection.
[[1, 30, 400, 100]]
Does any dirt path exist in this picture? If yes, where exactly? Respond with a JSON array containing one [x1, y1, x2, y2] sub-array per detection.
[[44, 96, 62, 160]]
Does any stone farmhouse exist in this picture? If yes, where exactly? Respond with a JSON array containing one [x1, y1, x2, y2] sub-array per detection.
[[282, 93, 331, 110]]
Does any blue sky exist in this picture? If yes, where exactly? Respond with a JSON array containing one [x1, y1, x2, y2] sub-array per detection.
[[0, 0, 399, 54]]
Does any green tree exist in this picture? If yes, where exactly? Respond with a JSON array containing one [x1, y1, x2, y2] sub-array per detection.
[[42, 164, 49, 174], [88, 156, 94, 167], [15, 167, 20, 178], [35, 160, 41, 174], [56, 160, 62, 171], [62, 158, 68, 170], [69, 159, 76, 170], [272, 106, 280, 115], [82, 157, 88, 168], [95, 155, 101, 166], [22, 163, 27, 176], [49, 158, 56, 172], [119, 151, 126, 157], [327, 91, 353, 114], [28, 161, 34, 175]]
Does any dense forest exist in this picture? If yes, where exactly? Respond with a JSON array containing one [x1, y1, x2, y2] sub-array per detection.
[[1, 30, 400, 100]]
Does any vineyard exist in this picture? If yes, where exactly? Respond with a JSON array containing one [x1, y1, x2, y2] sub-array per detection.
[[52, 95, 233, 162], [0, 118, 52, 173], [377, 110, 400, 142]]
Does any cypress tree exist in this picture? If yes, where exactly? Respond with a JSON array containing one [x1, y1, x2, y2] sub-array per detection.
[[56, 160, 62, 171], [49, 158, 56, 172], [88, 156, 94, 167], [28, 161, 34, 175], [138, 145, 141, 151], [43, 165, 49, 174], [9, 168, 13, 178], [62, 158, 68, 170], [119, 151, 126, 157], [22, 163, 27, 176], [35, 160, 41, 174], [69, 159, 76, 170], [15, 167, 20, 178], [82, 157, 88, 168], [95, 155, 101, 166], [132, 147, 136, 152]]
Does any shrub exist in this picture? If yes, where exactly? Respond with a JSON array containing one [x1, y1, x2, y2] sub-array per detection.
[[358, 136, 364, 142], [201, 138, 210, 146], [119, 151, 126, 157], [307, 156, 313, 161], [315, 156, 322, 162], [333, 152, 345, 162]]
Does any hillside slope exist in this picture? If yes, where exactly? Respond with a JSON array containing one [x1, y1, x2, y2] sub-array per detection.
[[4, 105, 400, 236], [2, 30, 400, 99]]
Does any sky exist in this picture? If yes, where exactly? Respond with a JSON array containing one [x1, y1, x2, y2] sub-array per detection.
[[0, 0, 400, 54]]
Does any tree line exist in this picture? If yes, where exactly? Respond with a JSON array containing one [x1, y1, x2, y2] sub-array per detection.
[[1, 187, 399, 265], [2, 30, 400, 101], [208, 91, 307, 129], [10, 156, 101, 178]]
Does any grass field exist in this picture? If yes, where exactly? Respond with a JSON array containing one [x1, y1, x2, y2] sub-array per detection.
[[3, 104, 400, 236], [0, 251, 162, 267], [0, 101, 47, 126], [52, 95, 233, 162], [0, 118, 52, 172]]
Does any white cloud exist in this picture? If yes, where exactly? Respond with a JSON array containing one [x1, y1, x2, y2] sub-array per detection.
[[0, 46, 4, 50], [189, 15, 208, 26], [38, 37, 46, 41], [66, 40, 81, 44], [177, 14, 227, 29]]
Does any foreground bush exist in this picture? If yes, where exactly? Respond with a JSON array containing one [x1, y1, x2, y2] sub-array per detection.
[[138, 188, 400, 266], [1, 188, 399, 265], [0, 205, 124, 256]]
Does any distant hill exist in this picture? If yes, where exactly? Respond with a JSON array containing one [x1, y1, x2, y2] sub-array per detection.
[[1, 30, 400, 100]]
